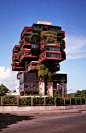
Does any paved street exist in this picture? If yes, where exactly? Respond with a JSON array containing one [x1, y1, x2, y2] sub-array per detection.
[[1, 110, 86, 133]]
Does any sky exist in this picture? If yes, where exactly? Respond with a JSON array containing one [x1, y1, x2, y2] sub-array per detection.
[[0, 0, 86, 93]]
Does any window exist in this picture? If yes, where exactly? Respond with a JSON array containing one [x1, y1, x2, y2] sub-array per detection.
[[32, 36, 40, 43], [46, 46, 60, 52], [46, 53, 60, 58], [32, 44, 39, 49]]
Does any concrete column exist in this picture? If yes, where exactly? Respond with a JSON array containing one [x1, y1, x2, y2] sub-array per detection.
[[75, 98, 77, 105], [17, 97, 19, 106], [44, 97, 46, 106], [80, 98, 82, 105], [55, 97, 57, 106], [31, 97, 33, 106], [47, 82, 53, 96], [1, 96, 4, 106], [70, 98, 71, 105], [39, 81, 45, 96], [64, 98, 65, 105], [85, 98, 86, 104]]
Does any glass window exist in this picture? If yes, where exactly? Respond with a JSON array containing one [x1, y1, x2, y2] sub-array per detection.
[[46, 53, 60, 58], [32, 44, 39, 49], [46, 46, 60, 52]]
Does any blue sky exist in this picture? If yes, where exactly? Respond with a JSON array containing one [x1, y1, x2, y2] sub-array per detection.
[[0, 0, 86, 93]]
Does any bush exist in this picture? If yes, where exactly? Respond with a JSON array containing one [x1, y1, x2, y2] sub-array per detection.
[[71, 98, 76, 105], [41, 30, 57, 35], [0, 97, 1, 105], [33, 97, 44, 105], [56, 98, 64, 106], [4, 96, 17, 105], [46, 97, 54, 105], [82, 98, 85, 104], [19, 98, 31, 106], [0, 84, 9, 96], [77, 98, 81, 105], [65, 98, 70, 105]]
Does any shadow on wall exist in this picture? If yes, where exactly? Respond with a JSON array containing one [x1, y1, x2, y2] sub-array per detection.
[[0, 113, 35, 132]]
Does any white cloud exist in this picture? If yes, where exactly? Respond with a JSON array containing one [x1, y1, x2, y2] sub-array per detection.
[[0, 66, 19, 92], [65, 35, 86, 59]]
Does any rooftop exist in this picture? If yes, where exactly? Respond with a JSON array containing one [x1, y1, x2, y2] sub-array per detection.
[[36, 20, 52, 25]]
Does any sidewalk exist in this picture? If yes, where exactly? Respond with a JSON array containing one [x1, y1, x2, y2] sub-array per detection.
[[0, 107, 86, 115]]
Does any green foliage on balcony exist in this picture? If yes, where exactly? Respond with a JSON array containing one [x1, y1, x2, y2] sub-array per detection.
[[41, 30, 57, 35], [19, 33, 39, 47], [19, 38, 24, 47], [32, 63, 52, 80], [11, 60, 16, 66], [31, 32, 39, 36], [24, 35, 32, 43], [19, 36, 32, 47], [44, 36, 60, 45], [17, 48, 24, 60]]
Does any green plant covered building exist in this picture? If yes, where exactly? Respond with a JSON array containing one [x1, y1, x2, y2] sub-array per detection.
[[12, 21, 67, 96]]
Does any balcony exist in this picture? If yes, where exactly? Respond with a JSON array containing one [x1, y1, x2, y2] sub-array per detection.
[[40, 32, 58, 38], [31, 43, 40, 50], [41, 45, 61, 54], [22, 39, 31, 48], [17, 72, 23, 79], [57, 31, 65, 41], [61, 40, 66, 49], [12, 53, 19, 61], [52, 73, 67, 83], [61, 51, 66, 61], [27, 61, 39, 72], [12, 62, 24, 71], [40, 32, 61, 49], [20, 26, 32, 39], [20, 49, 38, 62], [12, 45, 20, 54], [38, 51, 61, 64]]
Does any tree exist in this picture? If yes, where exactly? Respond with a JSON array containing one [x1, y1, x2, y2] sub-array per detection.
[[74, 90, 86, 98], [0, 84, 9, 96]]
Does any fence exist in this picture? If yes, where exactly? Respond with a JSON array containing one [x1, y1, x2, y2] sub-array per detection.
[[0, 96, 86, 106]]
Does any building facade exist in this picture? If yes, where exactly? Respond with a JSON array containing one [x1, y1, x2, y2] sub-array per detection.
[[12, 21, 67, 96]]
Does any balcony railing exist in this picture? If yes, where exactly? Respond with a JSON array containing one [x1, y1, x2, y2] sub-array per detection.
[[17, 72, 22, 79], [20, 49, 38, 62], [12, 64, 24, 71], [27, 61, 39, 72], [20, 27, 32, 39], [22, 39, 31, 48], [38, 51, 61, 64], [12, 45, 20, 54], [12, 53, 18, 61]]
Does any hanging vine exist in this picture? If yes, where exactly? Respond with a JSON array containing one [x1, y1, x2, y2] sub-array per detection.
[[32, 63, 52, 80]]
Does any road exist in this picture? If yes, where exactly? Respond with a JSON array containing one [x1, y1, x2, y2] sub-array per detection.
[[1, 111, 86, 133]]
